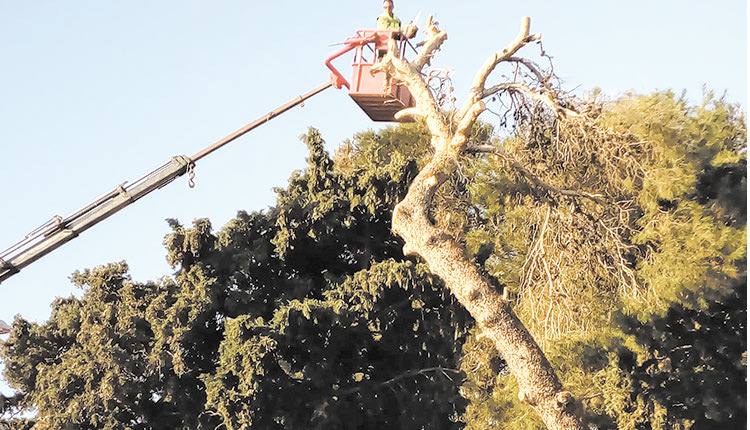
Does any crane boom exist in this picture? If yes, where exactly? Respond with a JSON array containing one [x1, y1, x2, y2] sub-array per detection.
[[0, 156, 191, 283], [0, 81, 334, 284]]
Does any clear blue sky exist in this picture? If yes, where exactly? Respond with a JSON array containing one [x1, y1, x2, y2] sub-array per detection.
[[0, 1, 746, 391]]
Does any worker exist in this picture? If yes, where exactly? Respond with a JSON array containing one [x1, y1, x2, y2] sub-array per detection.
[[377, 0, 401, 31], [377, 0, 417, 38]]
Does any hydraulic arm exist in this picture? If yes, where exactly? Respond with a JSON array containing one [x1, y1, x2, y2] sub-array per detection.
[[0, 81, 333, 284]]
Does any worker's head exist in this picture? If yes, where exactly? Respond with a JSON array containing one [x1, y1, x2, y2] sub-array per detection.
[[383, 0, 394, 14]]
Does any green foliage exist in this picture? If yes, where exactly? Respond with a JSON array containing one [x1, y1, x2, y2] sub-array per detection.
[[458, 91, 746, 428], [334, 121, 433, 175], [1, 91, 745, 429], [192, 128, 471, 429], [2, 126, 471, 429], [202, 259, 470, 429], [593, 280, 746, 429], [2, 262, 212, 429], [607, 92, 747, 315]]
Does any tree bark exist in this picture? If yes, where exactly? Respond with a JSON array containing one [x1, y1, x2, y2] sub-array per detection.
[[377, 17, 586, 429]]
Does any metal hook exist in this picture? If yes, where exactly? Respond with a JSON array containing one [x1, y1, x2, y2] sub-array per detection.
[[187, 163, 196, 188]]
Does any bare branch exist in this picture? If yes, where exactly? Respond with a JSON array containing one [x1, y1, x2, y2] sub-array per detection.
[[453, 101, 486, 146], [373, 42, 452, 146], [412, 15, 448, 71], [467, 17, 535, 102], [455, 17, 544, 128], [507, 56, 550, 88], [483, 82, 579, 118], [336, 367, 462, 397]]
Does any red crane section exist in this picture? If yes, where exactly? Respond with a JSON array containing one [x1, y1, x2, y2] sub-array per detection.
[[325, 30, 416, 122]]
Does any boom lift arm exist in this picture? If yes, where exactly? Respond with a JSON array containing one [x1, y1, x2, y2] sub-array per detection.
[[0, 28, 418, 285], [0, 81, 333, 284]]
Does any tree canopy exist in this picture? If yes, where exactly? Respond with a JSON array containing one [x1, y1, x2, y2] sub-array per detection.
[[2, 128, 473, 429], [457, 90, 746, 429]]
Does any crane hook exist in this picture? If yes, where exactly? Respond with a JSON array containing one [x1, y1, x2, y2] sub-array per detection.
[[187, 162, 196, 188]]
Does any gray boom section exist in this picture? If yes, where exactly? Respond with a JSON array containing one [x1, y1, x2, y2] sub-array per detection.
[[0, 156, 192, 283], [0, 81, 334, 285]]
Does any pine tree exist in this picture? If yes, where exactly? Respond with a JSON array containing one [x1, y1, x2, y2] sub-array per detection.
[[1, 128, 473, 429], [453, 91, 746, 429]]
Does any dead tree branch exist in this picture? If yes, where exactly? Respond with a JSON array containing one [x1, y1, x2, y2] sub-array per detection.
[[466, 144, 605, 204]]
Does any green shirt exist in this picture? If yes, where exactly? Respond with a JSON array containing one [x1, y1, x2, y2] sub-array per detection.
[[377, 12, 401, 30]]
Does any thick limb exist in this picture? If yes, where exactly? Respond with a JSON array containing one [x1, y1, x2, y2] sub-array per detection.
[[383, 17, 587, 429]]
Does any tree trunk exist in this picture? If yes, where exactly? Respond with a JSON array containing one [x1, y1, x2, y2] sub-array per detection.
[[379, 16, 586, 429]]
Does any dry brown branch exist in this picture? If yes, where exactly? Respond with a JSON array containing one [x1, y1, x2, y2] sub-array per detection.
[[482, 82, 579, 118], [467, 144, 605, 204], [507, 56, 550, 88]]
